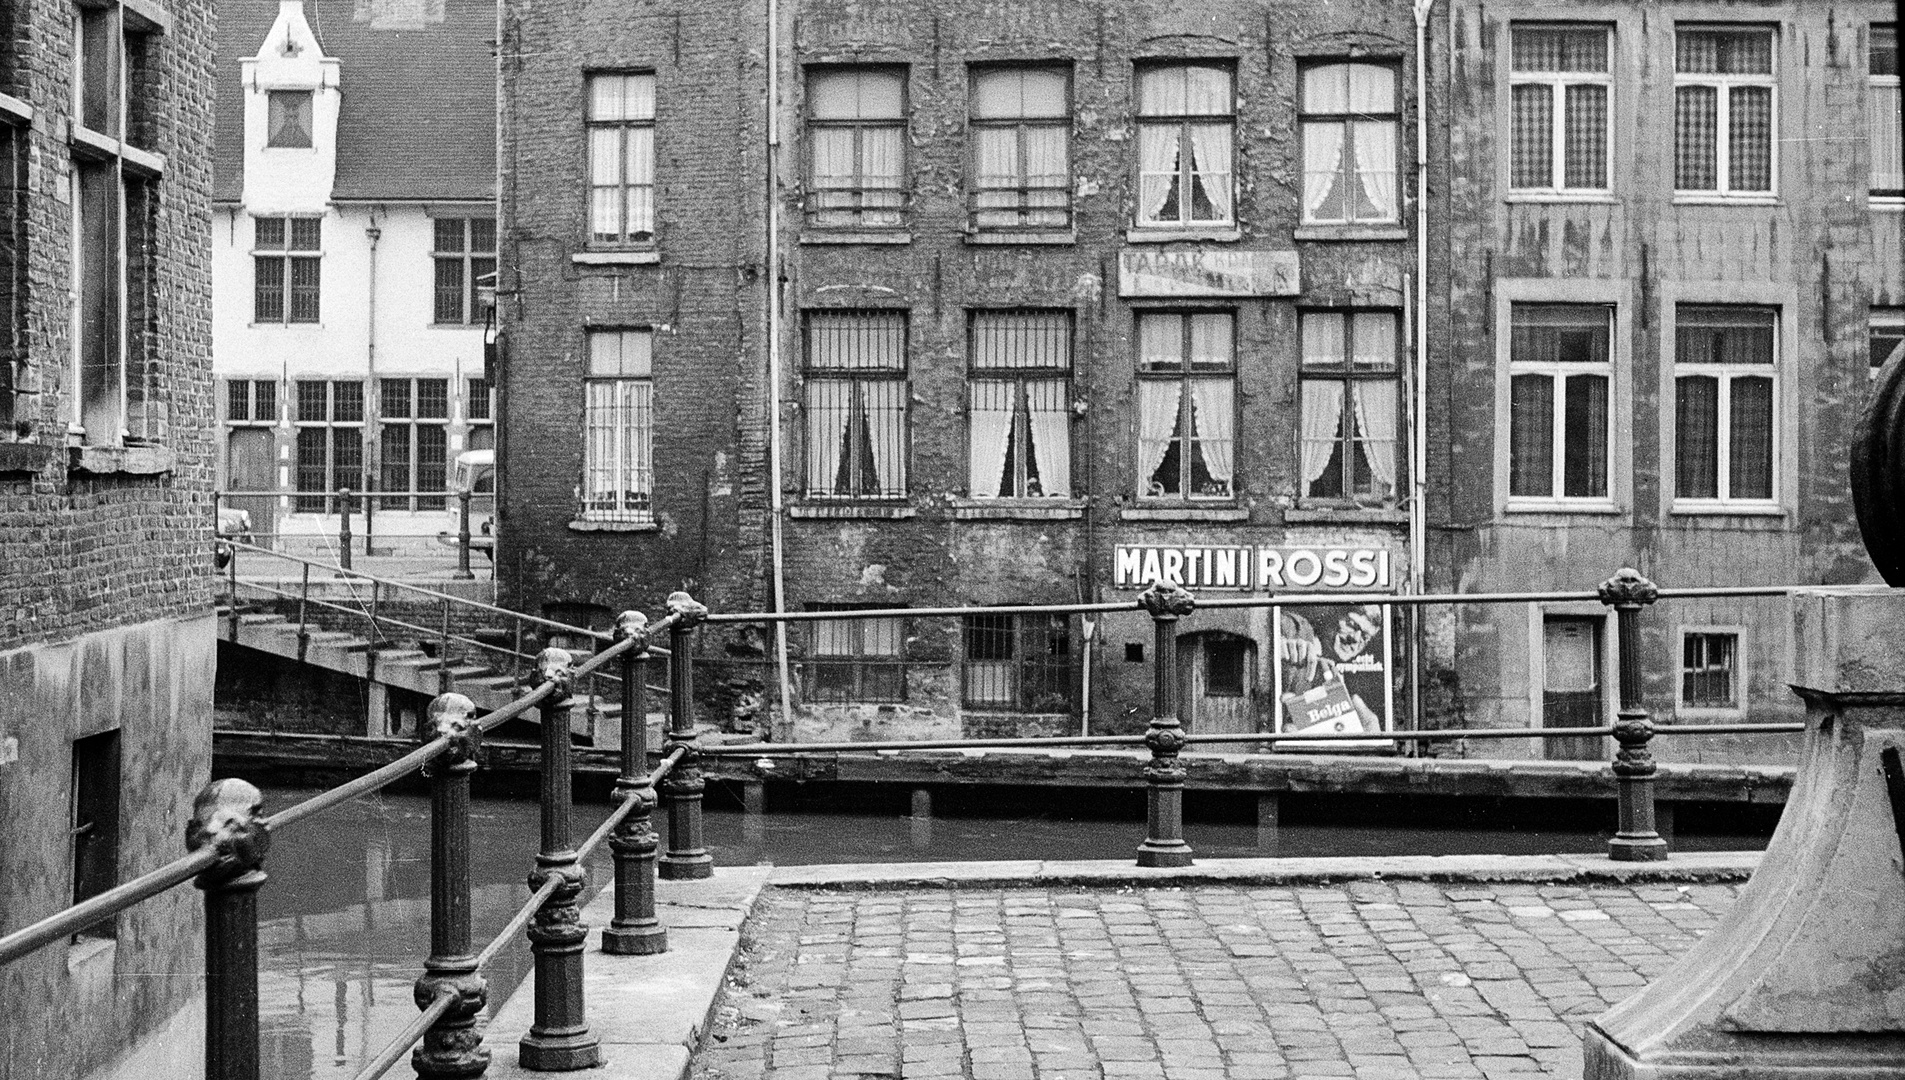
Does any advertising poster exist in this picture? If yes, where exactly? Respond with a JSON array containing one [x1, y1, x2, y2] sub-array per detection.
[[1271, 603, 1395, 750]]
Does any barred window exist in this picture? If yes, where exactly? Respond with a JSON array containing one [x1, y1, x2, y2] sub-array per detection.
[[226, 379, 278, 424], [962, 613, 1072, 713], [969, 311, 1071, 498], [1681, 630, 1741, 711], [1508, 305, 1611, 503], [1136, 63, 1234, 227], [255, 216, 322, 324], [583, 329, 655, 523], [267, 90, 313, 148], [1872, 307, 1905, 381], [970, 67, 1070, 231], [807, 68, 907, 229], [1300, 63, 1397, 224], [1509, 25, 1611, 192], [1874, 25, 1901, 198], [433, 218, 495, 324], [804, 311, 908, 499], [1137, 312, 1234, 500], [293, 380, 363, 513], [587, 73, 656, 245], [377, 378, 449, 510], [1674, 27, 1775, 196], [1674, 306, 1776, 505], [1300, 312, 1401, 505], [807, 605, 905, 704]]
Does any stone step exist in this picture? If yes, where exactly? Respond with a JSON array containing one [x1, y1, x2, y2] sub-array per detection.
[[237, 613, 292, 627]]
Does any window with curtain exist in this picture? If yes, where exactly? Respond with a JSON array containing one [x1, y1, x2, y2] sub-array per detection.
[[1509, 25, 1611, 192], [1872, 307, 1905, 381], [807, 605, 905, 703], [804, 311, 908, 498], [1136, 311, 1234, 500], [807, 67, 908, 229], [1301, 63, 1399, 225], [586, 72, 656, 246], [1299, 311, 1400, 505], [1874, 25, 1902, 199], [1681, 630, 1741, 711], [1673, 27, 1775, 196], [293, 380, 363, 513], [1507, 304, 1611, 503], [377, 378, 449, 511], [968, 311, 1071, 499], [1674, 306, 1776, 505], [267, 90, 313, 148], [254, 216, 321, 324], [962, 613, 1072, 713], [583, 329, 655, 523], [1134, 63, 1234, 228], [970, 67, 1071, 231]]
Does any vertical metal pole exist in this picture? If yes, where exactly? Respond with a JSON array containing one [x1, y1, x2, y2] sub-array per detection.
[[366, 580, 381, 685], [454, 489, 475, 580], [296, 562, 311, 663], [603, 611, 666, 954], [659, 591, 713, 880], [520, 647, 601, 1070], [226, 539, 240, 636], [1600, 568, 1667, 862], [439, 597, 453, 696], [1136, 581, 1194, 867], [363, 478, 375, 556], [338, 488, 353, 571], [414, 694, 489, 1077], [513, 617, 526, 687], [188, 779, 270, 1080]]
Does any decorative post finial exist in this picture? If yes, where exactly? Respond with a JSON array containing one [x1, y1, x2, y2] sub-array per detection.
[[536, 646, 574, 697], [187, 778, 270, 878], [665, 590, 709, 628], [1137, 579, 1196, 619], [426, 692, 481, 764], [615, 610, 651, 652]]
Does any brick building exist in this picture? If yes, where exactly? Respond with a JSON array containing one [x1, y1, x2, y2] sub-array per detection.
[[0, 0, 219, 1076]]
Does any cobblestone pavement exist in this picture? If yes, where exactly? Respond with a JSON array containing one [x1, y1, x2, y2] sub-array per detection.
[[690, 880, 1738, 1080]]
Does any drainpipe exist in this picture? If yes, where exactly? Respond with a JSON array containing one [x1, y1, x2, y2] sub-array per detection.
[[765, 0, 795, 730], [1410, 0, 1434, 731], [366, 215, 381, 520]]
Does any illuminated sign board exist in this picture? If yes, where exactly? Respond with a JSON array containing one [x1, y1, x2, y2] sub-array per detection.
[[1112, 544, 1392, 591]]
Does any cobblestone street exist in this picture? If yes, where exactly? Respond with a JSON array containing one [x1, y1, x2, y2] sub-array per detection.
[[691, 880, 1738, 1080]]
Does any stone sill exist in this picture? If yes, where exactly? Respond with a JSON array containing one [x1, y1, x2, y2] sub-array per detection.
[[1121, 506, 1249, 523], [1293, 225, 1408, 242], [1672, 195, 1779, 207], [572, 249, 660, 265], [790, 503, 917, 520], [1503, 500, 1623, 516], [0, 442, 58, 474], [948, 499, 1086, 521], [800, 231, 912, 245], [567, 518, 659, 532], [1284, 507, 1408, 525], [1503, 192, 1619, 205], [965, 231, 1075, 246], [1124, 227, 1241, 244], [0, 92, 30, 125], [70, 444, 174, 476]]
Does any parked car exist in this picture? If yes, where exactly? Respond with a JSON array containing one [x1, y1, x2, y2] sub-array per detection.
[[215, 506, 253, 570], [437, 448, 495, 561]]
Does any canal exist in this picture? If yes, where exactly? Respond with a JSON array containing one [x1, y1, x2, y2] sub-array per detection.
[[255, 784, 1773, 1079]]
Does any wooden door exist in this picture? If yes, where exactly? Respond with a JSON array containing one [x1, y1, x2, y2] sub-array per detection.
[[227, 428, 277, 548], [1542, 616, 1605, 760]]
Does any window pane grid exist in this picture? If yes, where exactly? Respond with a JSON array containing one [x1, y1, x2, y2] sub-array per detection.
[[808, 68, 908, 229], [1135, 64, 1236, 227], [584, 329, 656, 522], [1872, 28, 1901, 196], [1299, 311, 1401, 504], [1674, 28, 1775, 195], [1674, 306, 1777, 505], [1301, 63, 1398, 224], [587, 73, 657, 245], [1507, 304, 1611, 501], [806, 608, 906, 704], [1682, 632, 1740, 709], [1138, 312, 1235, 501], [1510, 26, 1611, 193], [961, 614, 1071, 712]]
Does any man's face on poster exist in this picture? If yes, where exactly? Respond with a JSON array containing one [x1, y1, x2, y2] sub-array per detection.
[[1332, 607, 1380, 661]]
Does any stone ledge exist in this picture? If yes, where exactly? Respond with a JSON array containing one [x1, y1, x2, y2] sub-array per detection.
[[948, 499, 1086, 521], [573, 249, 661, 265], [70, 444, 174, 476], [790, 503, 917, 520], [568, 518, 659, 532], [0, 442, 57, 474], [1120, 505, 1249, 522]]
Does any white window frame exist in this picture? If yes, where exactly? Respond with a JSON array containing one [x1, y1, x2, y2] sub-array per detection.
[[1508, 24, 1613, 196], [967, 310, 1072, 499], [1504, 303, 1616, 511], [581, 329, 655, 525], [1676, 625, 1747, 717], [1872, 24, 1902, 204], [1298, 61, 1400, 226], [1133, 62, 1236, 231], [585, 72, 657, 248], [1672, 26, 1778, 200], [1671, 307, 1780, 512]]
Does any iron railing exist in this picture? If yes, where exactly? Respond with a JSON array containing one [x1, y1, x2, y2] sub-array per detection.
[[217, 487, 488, 575]]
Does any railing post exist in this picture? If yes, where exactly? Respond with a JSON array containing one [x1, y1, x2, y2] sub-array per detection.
[[337, 488, 354, 571], [187, 778, 270, 1080], [439, 597, 453, 696], [603, 611, 667, 954], [1136, 581, 1195, 868], [659, 591, 713, 881], [414, 693, 490, 1077], [226, 540, 240, 636], [1600, 567, 1667, 862], [363, 479, 375, 556], [366, 580, 381, 685], [520, 647, 601, 1071], [454, 490, 475, 580], [296, 562, 311, 664]]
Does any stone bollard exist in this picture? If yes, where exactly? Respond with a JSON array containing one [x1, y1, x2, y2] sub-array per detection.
[[1135, 580, 1195, 868]]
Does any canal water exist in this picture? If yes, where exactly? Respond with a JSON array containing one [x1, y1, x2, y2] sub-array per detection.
[[255, 785, 1770, 1079]]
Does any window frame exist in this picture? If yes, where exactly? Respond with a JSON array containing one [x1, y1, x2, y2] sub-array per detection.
[[801, 310, 910, 501], [966, 309, 1073, 499], [292, 379, 364, 514], [960, 612, 1074, 714], [1134, 309, 1238, 503], [1504, 303, 1616, 510], [224, 378, 279, 426], [1132, 61, 1237, 230], [805, 604, 907, 704], [804, 65, 910, 231], [253, 215, 322, 325], [1298, 60, 1401, 226], [1872, 305, 1905, 381], [1507, 23, 1614, 196], [967, 65, 1073, 233], [584, 71, 657, 248], [581, 328, 656, 525], [376, 377, 450, 511], [1296, 309, 1403, 508], [431, 216, 497, 325], [266, 89, 314, 149], [1670, 304, 1780, 512], [1677, 625, 1747, 716], [1873, 24, 1902, 202], [69, 729, 122, 942], [1672, 25, 1779, 199]]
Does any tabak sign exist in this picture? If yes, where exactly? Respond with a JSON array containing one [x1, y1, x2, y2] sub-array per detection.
[[1112, 544, 1392, 592]]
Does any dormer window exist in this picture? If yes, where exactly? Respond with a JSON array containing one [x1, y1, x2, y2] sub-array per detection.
[[268, 90, 313, 148]]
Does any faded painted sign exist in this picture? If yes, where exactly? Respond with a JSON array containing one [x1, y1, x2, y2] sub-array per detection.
[[1117, 249, 1300, 298]]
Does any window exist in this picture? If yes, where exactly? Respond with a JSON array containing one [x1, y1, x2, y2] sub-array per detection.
[[294, 379, 363, 512], [226, 379, 278, 424], [378, 378, 449, 510], [1674, 27, 1775, 196], [1674, 306, 1776, 505], [254, 217, 321, 324], [1135, 63, 1234, 228], [1507, 304, 1611, 503], [1509, 25, 1610, 193], [433, 218, 496, 325], [1681, 630, 1741, 711], [1873, 307, 1905, 380], [466, 376, 495, 451], [267, 89, 313, 148], [586, 73, 655, 246], [1206, 638, 1248, 697], [970, 67, 1070, 231], [1299, 311, 1401, 504], [969, 312, 1071, 498], [1301, 63, 1398, 224], [1874, 25, 1901, 199], [70, 730, 122, 941], [807, 67, 907, 229], [1136, 311, 1234, 500], [583, 329, 654, 523], [807, 605, 904, 703], [804, 311, 908, 499], [1, 112, 25, 439], [962, 614, 1071, 712]]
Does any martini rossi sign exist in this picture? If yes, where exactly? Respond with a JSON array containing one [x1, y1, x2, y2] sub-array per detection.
[[1112, 544, 1393, 591]]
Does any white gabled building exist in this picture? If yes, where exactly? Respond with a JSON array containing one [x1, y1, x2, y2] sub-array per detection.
[[212, 0, 496, 554]]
